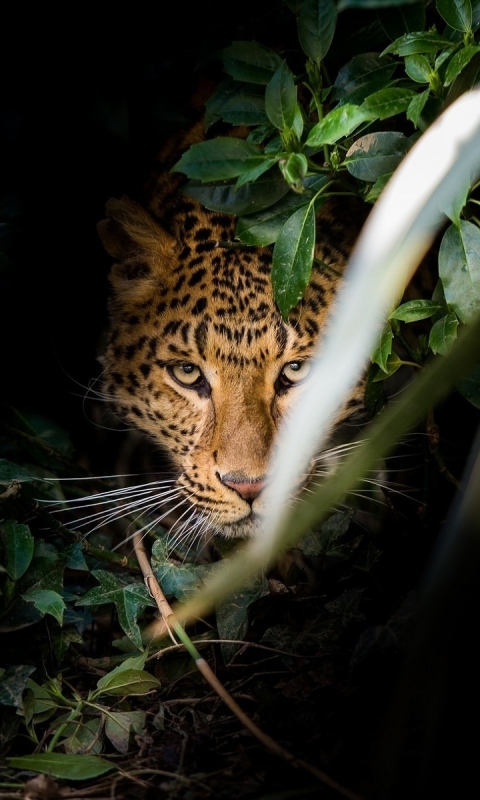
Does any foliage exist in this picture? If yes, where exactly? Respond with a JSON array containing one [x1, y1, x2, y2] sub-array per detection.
[[173, 0, 480, 402], [1, 0, 480, 795]]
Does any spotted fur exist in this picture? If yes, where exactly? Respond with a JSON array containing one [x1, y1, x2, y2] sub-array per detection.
[[98, 125, 368, 539]]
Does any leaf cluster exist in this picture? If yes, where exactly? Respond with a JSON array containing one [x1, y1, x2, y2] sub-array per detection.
[[173, 0, 480, 403]]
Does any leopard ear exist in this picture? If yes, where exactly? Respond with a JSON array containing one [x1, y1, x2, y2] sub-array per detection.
[[97, 196, 176, 288]]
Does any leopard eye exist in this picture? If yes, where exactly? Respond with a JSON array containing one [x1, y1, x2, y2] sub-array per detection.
[[280, 360, 312, 386], [169, 363, 203, 387]]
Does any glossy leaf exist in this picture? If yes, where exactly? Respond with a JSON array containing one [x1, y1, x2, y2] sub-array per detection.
[[77, 571, 153, 649], [436, 0, 473, 31], [297, 0, 337, 63], [444, 46, 480, 86], [184, 169, 290, 216], [364, 172, 393, 202], [407, 89, 430, 127], [265, 61, 297, 131], [345, 131, 412, 181], [332, 53, 397, 105], [205, 81, 268, 128], [371, 353, 404, 380], [6, 753, 114, 780], [96, 668, 160, 696], [235, 157, 278, 189], [404, 53, 432, 82], [236, 175, 329, 246], [307, 103, 370, 147], [382, 31, 454, 56], [151, 539, 215, 601], [371, 323, 394, 371], [429, 312, 459, 354], [359, 87, 416, 119], [439, 221, 480, 323], [389, 299, 442, 321], [172, 138, 263, 182], [21, 589, 66, 626], [221, 41, 282, 84], [271, 203, 316, 319], [4, 521, 34, 580], [279, 152, 308, 191]]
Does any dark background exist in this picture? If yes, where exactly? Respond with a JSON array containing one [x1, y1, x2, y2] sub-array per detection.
[[1, 2, 298, 445], [2, 5, 480, 796]]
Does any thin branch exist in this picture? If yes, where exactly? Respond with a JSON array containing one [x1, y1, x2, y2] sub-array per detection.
[[132, 532, 363, 800]]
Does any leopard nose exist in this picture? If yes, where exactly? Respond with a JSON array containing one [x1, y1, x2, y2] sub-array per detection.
[[220, 475, 267, 502]]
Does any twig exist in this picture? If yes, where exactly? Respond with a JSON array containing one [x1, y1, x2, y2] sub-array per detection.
[[132, 532, 363, 800]]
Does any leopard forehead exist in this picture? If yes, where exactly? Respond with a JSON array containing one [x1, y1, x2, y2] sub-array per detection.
[[105, 212, 336, 370]]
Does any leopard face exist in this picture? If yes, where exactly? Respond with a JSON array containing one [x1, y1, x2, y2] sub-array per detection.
[[98, 174, 366, 540]]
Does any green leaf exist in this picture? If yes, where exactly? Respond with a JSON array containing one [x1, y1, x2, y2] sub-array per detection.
[[96, 668, 160, 696], [381, 31, 454, 56], [61, 718, 103, 755], [297, 0, 338, 63], [404, 53, 432, 83], [6, 753, 115, 780], [371, 352, 405, 380], [279, 152, 308, 191], [302, 511, 355, 559], [436, 0, 473, 31], [62, 542, 89, 571], [184, 168, 290, 216], [235, 157, 278, 189], [306, 103, 370, 147], [429, 312, 459, 354], [371, 323, 394, 371], [271, 203, 316, 319], [332, 53, 397, 105], [364, 172, 393, 202], [104, 710, 146, 754], [389, 299, 442, 322], [221, 41, 282, 84], [4, 521, 34, 580], [439, 221, 480, 323], [216, 577, 267, 664], [236, 175, 330, 246], [265, 61, 297, 131], [0, 665, 36, 707], [205, 81, 268, 128], [441, 174, 471, 226], [341, 0, 424, 8], [151, 539, 216, 602], [0, 459, 36, 485], [172, 139, 263, 182], [21, 589, 65, 625], [444, 45, 480, 86], [345, 131, 412, 181], [77, 571, 153, 649], [407, 89, 430, 127], [359, 87, 415, 119], [457, 363, 480, 407]]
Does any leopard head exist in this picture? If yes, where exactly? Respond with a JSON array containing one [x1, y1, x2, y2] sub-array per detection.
[[98, 194, 365, 539]]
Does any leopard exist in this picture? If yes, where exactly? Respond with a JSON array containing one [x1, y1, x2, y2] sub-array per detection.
[[97, 122, 368, 543]]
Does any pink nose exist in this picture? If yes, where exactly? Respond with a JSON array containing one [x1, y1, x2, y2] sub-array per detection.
[[221, 476, 266, 502]]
